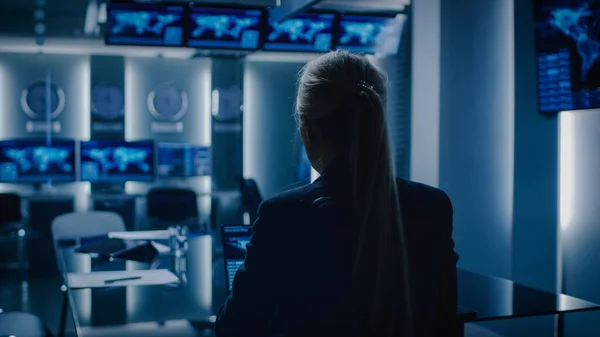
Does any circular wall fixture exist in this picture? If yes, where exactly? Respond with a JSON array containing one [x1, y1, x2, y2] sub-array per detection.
[[147, 82, 188, 121], [21, 80, 65, 119]]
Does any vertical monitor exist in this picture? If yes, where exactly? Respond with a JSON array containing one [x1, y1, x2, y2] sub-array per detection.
[[80, 140, 155, 182], [106, 2, 186, 47], [157, 142, 211, 178], [534, 0, 600, 114], [264, 12, 335, 52], [187, 6, 263, 50], [221, 225, 252, 293], [336, 14, 407, 55], [0, 139, 76, 183]]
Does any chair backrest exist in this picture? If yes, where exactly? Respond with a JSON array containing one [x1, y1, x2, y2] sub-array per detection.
[[0, 312, 52, 337], [146, 187, 199, 222], [51, 211, 126, 241], [0, 193, 22, 226]]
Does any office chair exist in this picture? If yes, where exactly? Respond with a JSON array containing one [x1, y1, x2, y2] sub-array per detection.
[[146, 187, 200, 230], [27, 196, 74, 277], [51, 211, 126, 337], [240, 178, 263, 224], [0, 311, 54, 337], [0, 193, 27, 274]]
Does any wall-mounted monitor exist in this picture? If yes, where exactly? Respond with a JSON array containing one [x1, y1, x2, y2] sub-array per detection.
[[157, 142, 211, 178], [80, 140, 155, 182], [263, 12, 335, 52], [0, 139, 76, 183], [106, 2, 186, 47], [336, 14, 406, 55], [534, 0, 600, 115], [187, 6, 264, 50]]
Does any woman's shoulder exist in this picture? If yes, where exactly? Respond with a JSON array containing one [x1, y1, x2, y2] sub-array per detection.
[[396, 177, 452, 211]]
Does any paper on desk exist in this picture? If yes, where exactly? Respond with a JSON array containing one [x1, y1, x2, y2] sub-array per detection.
[[67, 269, 179, 289], [108, 230, 171, 241]]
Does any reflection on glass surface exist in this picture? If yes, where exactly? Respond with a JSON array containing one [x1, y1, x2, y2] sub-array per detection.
[[58, 234, 213, 335], [458, 269, 600, 322]]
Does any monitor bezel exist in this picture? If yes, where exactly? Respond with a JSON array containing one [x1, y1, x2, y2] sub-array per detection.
[[0, 138, 77, 184], [104, 0, 190, 48], [79, 139, 156, 183], [156, 141, 211, 179], [532, 0, 600, 117], [221, 224, 252, 294], [185, 3, 268, 52], [262, 9, 339, 53], [334, 11, 405, 55]]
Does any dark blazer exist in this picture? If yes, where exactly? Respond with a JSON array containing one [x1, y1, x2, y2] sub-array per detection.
[[216, 172, 458, 337]]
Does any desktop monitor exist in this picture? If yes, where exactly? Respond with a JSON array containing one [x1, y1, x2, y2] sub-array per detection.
[[534, 0, 600, 114], [263, 12, 335, 52], [221, 225, 252, 293], [80, 140, 155, 182], [0, 139, 76, 183], [336, 14, 407, 55], [157, 142, 211, 178], [187, 6, 264, 50], [106, 2, 186, 47]]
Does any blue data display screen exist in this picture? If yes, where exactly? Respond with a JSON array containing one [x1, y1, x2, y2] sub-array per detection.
[[337, 15, 406, 55], [535, 0, 600, 114], [222, 226, 252, 292], [187, 7, 263, 50], [0, 139, 75, 183], [80, 141, 154, 182], [157, 142, 211, 178], [264, 12, 335, 52], [106, 3, 185, 46]]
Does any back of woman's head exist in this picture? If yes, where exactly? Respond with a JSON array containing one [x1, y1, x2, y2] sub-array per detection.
[[296, 50, 412, 337]]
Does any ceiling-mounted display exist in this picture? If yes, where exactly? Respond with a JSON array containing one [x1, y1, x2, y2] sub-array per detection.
[[21, 80, 65, 119], [263, 12, 336, 52], [187, 6, 265, 50], [147, 82, 188, 121], [92, 82, 125, 120], [336, 14, 406, 55], [106, 2, 186, 47], [534, 0, 600, 115]]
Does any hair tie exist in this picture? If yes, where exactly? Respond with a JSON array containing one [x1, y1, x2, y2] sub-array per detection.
[[357, 80, 374, 91]]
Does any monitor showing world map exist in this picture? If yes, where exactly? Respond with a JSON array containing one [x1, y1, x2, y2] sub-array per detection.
[[106, 2, 186, 47], [187, 7, 264, 50], [263, 12, 335, 52], [336, 14, 406, 55], [535, 0, 600, 114]]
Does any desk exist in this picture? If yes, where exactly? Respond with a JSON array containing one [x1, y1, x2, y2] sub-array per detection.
[[56, 236, 214, 337], [457, 269, 600, 336]]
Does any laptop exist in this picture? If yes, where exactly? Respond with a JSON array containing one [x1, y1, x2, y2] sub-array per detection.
[[221, 225, 253, 294]]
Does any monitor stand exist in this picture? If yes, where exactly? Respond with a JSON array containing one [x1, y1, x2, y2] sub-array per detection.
[[32, 182, 57, 194], [91, 183, 126, 196]]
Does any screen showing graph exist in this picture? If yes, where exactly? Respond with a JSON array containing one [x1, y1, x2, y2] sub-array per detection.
[[187, 7, 263, 50], [157, 142, 211, 178], [0, 139, 76, 183], [264, 12, 335, 52], [106, 2, 186, 46], [336, 14, 406, 55], [80, 140, 155, 182], [535, 0, 600, 114]]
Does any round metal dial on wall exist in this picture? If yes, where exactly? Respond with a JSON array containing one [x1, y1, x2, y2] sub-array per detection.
[[147, 82, 188, 121], [21, 80, 65, 119], [92, 82, 125, 120]]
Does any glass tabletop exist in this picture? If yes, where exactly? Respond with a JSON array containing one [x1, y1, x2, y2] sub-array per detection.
[[56, 234, 220, 337], [458, 269, 600, 322]]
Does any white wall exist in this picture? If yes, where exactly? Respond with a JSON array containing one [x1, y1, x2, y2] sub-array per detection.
[[410, 0, 440, 187], [560, 109, 600, 337]]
